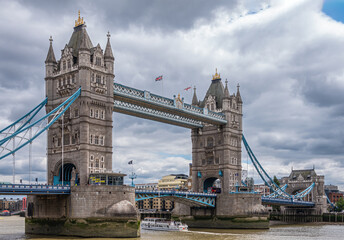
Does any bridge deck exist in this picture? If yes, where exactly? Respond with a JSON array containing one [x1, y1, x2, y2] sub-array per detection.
[[262, 197, 315, 207], [135, 190, 217, 207], [0, 184, 71, 195]]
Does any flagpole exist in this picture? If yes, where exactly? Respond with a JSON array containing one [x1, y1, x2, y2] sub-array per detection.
[[162, 78, 164, 96]]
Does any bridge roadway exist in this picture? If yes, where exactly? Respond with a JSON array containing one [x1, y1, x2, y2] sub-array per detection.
[[0, 184, 315, 207], [0, 183, 70, 195]]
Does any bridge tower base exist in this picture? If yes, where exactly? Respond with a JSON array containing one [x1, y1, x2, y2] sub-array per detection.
[[173, 193, 269, 229], [25, 185, 140, 238]]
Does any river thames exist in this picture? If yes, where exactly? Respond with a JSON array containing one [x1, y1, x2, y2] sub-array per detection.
[[1, 216, 343, 240]]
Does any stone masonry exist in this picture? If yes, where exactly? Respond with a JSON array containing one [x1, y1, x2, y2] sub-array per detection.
[[45, 16, 114, 185], [191, 70, 243, 193]]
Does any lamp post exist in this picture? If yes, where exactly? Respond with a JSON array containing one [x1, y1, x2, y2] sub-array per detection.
[[128, 160, 136, 187]]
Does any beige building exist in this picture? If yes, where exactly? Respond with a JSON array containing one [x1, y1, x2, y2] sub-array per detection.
[[135, 174, 188, 211], [158, 174, 188, 190]]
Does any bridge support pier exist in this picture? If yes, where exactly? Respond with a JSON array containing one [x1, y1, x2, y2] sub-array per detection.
[[25, 185, 140, 238], [172, 193, 269, 229]]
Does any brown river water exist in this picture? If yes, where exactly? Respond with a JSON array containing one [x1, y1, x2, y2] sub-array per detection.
[[1, 216, 343, 240]]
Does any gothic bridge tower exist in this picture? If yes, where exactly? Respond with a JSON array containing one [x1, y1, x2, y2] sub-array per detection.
[[191, 69, 243, 193], [44, 12, 115, 185]]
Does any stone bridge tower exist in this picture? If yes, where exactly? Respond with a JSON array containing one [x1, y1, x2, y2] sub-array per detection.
[[191, 70, 243, 193], [281, 169, 327, 213], [44, 12, 115, 185]]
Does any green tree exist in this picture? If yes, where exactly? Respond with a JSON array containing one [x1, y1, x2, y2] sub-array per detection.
[[336, 197, 344, 212], [273, 175, 280, 186]]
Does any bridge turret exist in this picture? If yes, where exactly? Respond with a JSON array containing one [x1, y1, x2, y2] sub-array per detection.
[[45, 36, 57, 99], [192, 86, 199, 106], [77, 25, 92, 68], [104, 32, 115, 75], [222, 79, 230, 111]]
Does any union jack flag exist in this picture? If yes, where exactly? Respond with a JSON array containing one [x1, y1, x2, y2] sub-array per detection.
[[184, 86, 191, 91], [155, 75, 163, 81]]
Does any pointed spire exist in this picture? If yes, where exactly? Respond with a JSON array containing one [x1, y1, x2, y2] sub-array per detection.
[[236, 83, 242, 103], [104, 31, 114, 60], [224, 79, 230, 99], [192, 86, 198, 106], [79, 28, 90, 51], [45, 36, 56, 64]]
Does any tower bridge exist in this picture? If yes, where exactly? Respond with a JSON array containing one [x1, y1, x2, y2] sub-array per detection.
[[0, 12, 328, 237]]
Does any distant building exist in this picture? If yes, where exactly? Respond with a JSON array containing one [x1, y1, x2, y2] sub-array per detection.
[[328, 192, 343, 204], [135, 174, 189, 212], [325, 184, 343, 204], [242, 170, 248, 181], [0, 198, 23, 212], [325, 184, 339, 192], [254, 184, 270, 195], [135, 182, 174, 211], [158, 174, 188, 190]]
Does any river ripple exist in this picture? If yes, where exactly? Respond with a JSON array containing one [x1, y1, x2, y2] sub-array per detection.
[[0, 216, 343, 240]]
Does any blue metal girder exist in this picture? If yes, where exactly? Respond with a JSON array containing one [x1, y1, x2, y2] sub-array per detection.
[[113, 83, 227, 127], [0, 88, 81, 160], [261, 197, 315, 207], [0, 184, 71, 195], [135, 190, 216, 207]]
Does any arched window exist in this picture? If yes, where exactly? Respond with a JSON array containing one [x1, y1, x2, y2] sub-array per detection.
[[90, 135, 93, 144], [95, 136, 99, 145], [96, 159, 99, 168], [207, 137, 214, 147], [95, 110, 99, 118], [90, 109, 93, 117], [90, 155, 94, 161]]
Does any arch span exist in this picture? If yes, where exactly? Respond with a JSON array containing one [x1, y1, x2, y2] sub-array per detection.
[[203, 177, 221, 193]]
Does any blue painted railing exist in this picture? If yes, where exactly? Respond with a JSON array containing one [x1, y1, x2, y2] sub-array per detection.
[[0, 184, 71, 195], [135, 190, 216, 207], [113, 83, 227, 127], [262, 197, 315, 207]]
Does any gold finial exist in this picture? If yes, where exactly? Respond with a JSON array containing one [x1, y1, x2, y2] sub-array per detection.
[[212, 68, 221, 80], [75, 10, 85, 27]]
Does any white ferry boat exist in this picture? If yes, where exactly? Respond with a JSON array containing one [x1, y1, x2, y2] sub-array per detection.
[[141, 217, 188, 231]]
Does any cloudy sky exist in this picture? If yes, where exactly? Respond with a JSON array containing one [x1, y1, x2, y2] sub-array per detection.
[[1, 0, 344, 190]]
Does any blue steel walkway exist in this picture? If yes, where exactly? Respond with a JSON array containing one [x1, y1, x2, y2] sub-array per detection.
[[135, 190, 216, 207], [0, 184, 70, 195], [262, 197, 315, 207]]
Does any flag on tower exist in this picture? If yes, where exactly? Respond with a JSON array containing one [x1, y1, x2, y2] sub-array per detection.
[[128, 160, 133, 165], [155, 75, 163, 81], [184, 86, 191, 91]]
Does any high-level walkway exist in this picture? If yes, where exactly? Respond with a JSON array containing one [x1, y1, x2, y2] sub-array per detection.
[[113, 83, 227, 128]]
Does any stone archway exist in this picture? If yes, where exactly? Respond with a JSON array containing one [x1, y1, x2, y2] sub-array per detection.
[[203, 177, 221, 193], [52, 161, 78, 185]]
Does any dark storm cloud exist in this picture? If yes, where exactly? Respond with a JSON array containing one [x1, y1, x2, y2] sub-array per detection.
[[21, 0, 239, 31]]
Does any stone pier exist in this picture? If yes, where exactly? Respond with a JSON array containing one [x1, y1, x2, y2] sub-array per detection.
[[173, 193, 269, 229], [26, 185, 140, 238]]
